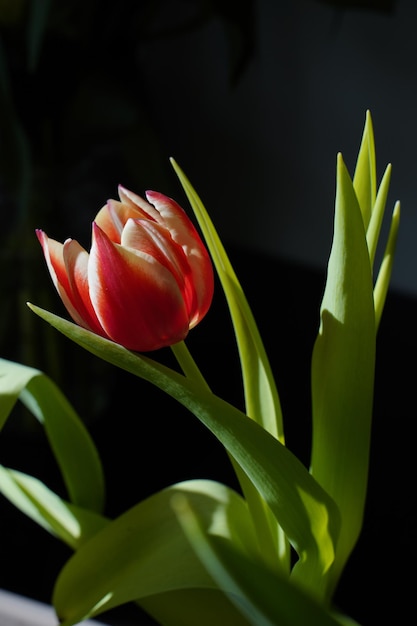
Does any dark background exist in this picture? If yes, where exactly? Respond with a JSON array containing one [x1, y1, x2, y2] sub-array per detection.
[[0, 1, 415, 624]]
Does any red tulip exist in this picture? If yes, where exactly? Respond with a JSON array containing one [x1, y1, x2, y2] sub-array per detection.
[[36, 186, 214, 351]]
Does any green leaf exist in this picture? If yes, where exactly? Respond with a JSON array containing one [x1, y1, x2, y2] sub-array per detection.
[[53, 480, 259, 625], [140, 589, 253, 626], [0, 358, 32, 431], [353, 110, 400, 331], [0, 358, 105, 512], [172, 494, 351, 626], [0, 466, 107, 549], [170, 158, 289, 573], [28, 304, 340, 599], [311, 112, 400, 596], [170, 158, 283, 441], [353, 109, 376, 230], [365, 163, 391, 269], [310, 154, 376, 596], [373, 200, 400, 330]]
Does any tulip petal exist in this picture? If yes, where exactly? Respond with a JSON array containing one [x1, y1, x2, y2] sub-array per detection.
[[36, 229, 71, 297], [120, 219, 184, 273], [118, 185, 161, 221], [62, 239, 107, 336], [36, 231, 95, 331], [94, 198, 148, 244], [89, 223, 190, 351], [121, 218, 198, 313], [145, 191, 214, 326]]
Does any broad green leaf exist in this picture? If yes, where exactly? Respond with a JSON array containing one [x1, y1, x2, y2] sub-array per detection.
[[140, 589, 253, 626], [0, 358, 105, 512], [170, 158, 288, 573], [28, 304, 340, 599], [172, 494, 353, 626], [0, 466, 107, 548], [141, 587, 362, 626], [53, 480, 259, 625], [310, 154, 375, 596]]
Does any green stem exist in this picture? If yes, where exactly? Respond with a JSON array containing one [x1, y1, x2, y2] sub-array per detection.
[[170, 341, 287, 575], [170, 341, 210, 392]]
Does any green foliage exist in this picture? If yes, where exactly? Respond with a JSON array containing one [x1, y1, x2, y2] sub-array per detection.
[[0, 111, 400, 624], [0, 358, 105, 512]]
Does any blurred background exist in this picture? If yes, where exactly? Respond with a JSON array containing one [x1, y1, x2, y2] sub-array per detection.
[[0, 0, 415, 624]]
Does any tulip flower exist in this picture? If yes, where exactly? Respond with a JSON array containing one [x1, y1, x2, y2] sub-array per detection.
[[36, 186, 214, 351]]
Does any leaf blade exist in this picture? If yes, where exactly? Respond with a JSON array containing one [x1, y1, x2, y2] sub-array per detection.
[[0, 358, 105, 512], [28, 304, 340, 599], [310, 154, 376, 594], [53, 480, 258, 625]]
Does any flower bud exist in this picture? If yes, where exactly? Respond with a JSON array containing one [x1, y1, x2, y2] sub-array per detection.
[[37, 186, 214, 351]]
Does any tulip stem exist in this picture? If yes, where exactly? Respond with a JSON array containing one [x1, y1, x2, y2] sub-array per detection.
[[171, 339, 287, 574], [170, 341, 210, 392]]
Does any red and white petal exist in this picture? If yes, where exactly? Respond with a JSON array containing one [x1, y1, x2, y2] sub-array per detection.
[[37, 230, 69, 294], [120, 218, 202, 325], [145, 191, 214, 326], [118, 185, 160, 221], [94, 200, 145, 244], [36, 230, 91, 329], [89, 223, 190, 351], [121, 218, 189, 288], [62, 239, 106, 336]]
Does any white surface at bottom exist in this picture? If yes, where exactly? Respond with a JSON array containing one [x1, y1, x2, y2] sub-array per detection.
[[0, 589, 107, 626]]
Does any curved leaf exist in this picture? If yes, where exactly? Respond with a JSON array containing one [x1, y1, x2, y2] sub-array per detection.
[[0, 466, 107, 548], [0, 358, 105, 512], [28, 304, 340, 600], [170, 158, 288, 571], [170, 158, 283, 442], [53, 480, 259, 625], [172, 494, 352, 626], [140, 588, 253, 626]]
